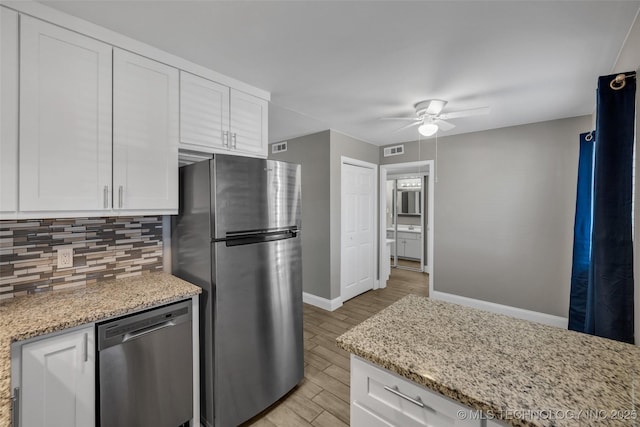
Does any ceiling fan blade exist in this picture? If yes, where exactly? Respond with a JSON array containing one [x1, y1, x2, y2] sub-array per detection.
[[436, 119, 456, 131], [380, 117, 420, 121], [439, 107, 490, 120], [395, 121, 422, 132], [425, 99, 447, 115], [415, 99, 448, 116]]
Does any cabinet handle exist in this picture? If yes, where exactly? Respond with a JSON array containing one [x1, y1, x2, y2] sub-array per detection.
[[232, 133, 237, 149], [383, 385, 435, 412], [103, 185, 109, 208], [223, 131, 229, 147], [118, 186, 123, 208], [83, 332, 88, 362]]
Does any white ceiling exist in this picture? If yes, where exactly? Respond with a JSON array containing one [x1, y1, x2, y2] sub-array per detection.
[[41, 1, 640, 146]]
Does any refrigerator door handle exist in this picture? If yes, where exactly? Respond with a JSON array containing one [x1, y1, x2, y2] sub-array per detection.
[[221, 229, 298, 247]]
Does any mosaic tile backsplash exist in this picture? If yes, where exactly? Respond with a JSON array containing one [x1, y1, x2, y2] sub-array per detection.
[[0, 217, 163, 300]]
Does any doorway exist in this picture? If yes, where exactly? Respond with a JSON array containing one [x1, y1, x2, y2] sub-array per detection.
[[388, 176, 425, 272], [379, 161, 434, 293], [341, 157, 378, 302]]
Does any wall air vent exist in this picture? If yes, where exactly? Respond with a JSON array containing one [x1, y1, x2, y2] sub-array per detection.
[[271, 141, 288, 154], [383, 144, 405, 157]]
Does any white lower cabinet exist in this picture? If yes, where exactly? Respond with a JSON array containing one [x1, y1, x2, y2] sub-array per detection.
[[19, 326, 95, 427], [351, 355, 481, 427], [392, 232, 421, 260], [404, 236, 421, 260]]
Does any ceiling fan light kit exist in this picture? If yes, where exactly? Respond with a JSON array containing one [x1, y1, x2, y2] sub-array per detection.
[[418, 122, 439, 136]]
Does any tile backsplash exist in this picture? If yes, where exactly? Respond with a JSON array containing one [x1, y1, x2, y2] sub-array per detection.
[[0, 217, 163, 300]]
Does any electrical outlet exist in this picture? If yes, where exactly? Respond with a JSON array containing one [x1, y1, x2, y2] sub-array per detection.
[[57, 247, 74, 269]]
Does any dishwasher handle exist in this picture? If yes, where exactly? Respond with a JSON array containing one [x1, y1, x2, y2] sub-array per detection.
[[123, 320, 176, 343], [98, 300, 192, 351]]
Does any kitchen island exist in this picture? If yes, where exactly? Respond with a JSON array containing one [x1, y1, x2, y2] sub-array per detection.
[[0, 272, 201, 427], [336, 294, 640, 427]]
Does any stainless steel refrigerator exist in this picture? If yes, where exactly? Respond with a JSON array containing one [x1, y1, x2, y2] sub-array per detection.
[[172, 154, 303, 427]]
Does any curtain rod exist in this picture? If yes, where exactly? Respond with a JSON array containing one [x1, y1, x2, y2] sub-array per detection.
[[610, 72, 636, 90]]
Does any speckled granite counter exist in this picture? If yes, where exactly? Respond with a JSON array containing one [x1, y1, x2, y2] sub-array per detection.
[[336, 294, 640, 427], [0, 272, 201, 427]]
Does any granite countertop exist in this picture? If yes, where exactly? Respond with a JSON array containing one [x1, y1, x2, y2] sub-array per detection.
[[0, 272, 201, 427], [336, 294, 640, 427]]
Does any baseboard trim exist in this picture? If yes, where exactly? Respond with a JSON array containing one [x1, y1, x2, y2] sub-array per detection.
[[303, 292, 343, 312], [431, 291, 568, 328]]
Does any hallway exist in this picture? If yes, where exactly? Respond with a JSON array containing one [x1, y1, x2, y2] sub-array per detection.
[[244, 267, 429, 426]]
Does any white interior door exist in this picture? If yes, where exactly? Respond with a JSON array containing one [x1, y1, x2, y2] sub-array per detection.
[[342, 162, 376, 301]]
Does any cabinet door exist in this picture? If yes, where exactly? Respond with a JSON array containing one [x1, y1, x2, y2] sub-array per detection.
[[21, 326, 95, 427], [405, 237, 421, 260], [0, 8, 18, 215], [180, 71, 230, 151], [397, 240, 406, 257], [229, 89, 268, 157], [19, 16, 112, 212], [113, 48, 179, 212]]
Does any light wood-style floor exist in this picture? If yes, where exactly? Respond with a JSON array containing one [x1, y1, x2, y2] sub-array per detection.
[[243, 267, 429, 427]]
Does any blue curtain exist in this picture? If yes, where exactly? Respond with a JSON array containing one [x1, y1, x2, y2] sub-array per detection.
[[568, 132, 594, 331], [569, 72, 636, 344]]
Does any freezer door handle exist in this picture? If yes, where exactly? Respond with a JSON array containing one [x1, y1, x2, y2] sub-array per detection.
[[223, 229, 298, 247]]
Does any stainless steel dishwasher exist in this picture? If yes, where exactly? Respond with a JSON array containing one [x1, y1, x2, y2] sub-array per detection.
[[97, 300, 193, 427]]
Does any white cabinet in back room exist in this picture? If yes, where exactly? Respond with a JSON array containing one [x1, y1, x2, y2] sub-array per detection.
[[113, 48, 179, 212], [405, 236, 421, 260], [179, 72, 268, 158], [20, 326, 95, 427], [0, 7, 18, 215], [19, 16, 113, 213]]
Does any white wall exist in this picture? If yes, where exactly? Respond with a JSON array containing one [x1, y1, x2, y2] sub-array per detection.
[[381, 115, 592, 318], [329, 130, 379, 300], [269, 131, 332, 299]]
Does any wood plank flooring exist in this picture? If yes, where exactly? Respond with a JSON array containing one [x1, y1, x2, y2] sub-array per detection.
[[242, 267, 429, 427]]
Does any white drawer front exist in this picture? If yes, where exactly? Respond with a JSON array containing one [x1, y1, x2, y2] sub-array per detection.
[[352, 402, 394, 426], [351, 356, 481, 427], [397, 231, 419, 240]]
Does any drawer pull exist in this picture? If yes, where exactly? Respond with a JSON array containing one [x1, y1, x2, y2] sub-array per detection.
[[383, 385, 435, 412]]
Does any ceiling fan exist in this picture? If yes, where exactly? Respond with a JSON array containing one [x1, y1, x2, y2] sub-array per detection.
[[383, 99, 489, 136]]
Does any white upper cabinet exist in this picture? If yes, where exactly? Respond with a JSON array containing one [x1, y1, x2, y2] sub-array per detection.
[[19, 16, 113, 212], [179, 73, 268, 158], [21, 326, 95, 427], [0, 8, 19, 215], [1, 4, 269, 217], [113, 48, 179, 212], [180, 71, 230, 152], [230, 89, 268, 156]]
